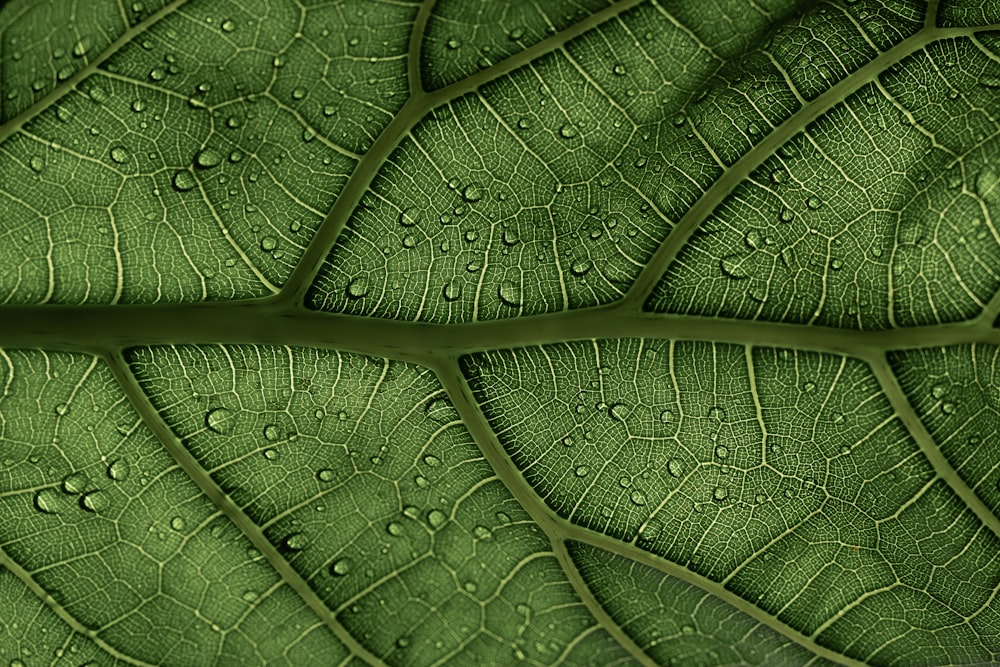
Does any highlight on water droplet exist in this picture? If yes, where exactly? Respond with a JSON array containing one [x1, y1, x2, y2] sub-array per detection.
[[79, 490, 108, 512]]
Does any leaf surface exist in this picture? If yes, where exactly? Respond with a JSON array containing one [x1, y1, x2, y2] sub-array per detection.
[[1, 1, 999, 666]]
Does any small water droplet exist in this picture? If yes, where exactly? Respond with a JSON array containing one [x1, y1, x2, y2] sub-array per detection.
[[608, 403, 628, 421], [806, 195, 822, 210], [659, 410, 673, 423], [195, 147, 222, 168], [262, 448, 278, 460], [744, 230, 761, 250], [170, 516, 186, 531], [442, 280, 462, 302], [399, 207, 419, 227], [282, 532, 308, 551], [472, 525, 491, 539], [630, 490, 646, 506], [612, 63, 626, 76], [260, 237, 277, 252], [109, 146, 128, 164], [396, 637, 410, 649], [713, 486, 729, 501], [979, 75, 1000, 88], [931, 384, 947, 399], [559, 123, 578, 139], [263, 424, 280, 441], [446, 38, 461, 50], [509, 27, 525, 40], [719, 254, 749, 279], [715, 445, 729, 459], [172, 170, 196, 191], [942, 402, 956, 415], [708, 406, 726, 420], [498, 280, 521, 307], [221, 19, 236, 32], [462, 184, 483, 202], [976, 167, 999, 203], [317, 468, 335, 482], [570, 259, 592, 276], [574, 465, 589, 477], [54, 402, 70, 416], [330, 557, 351, 576], [427, 509, 446, 528], [387, 521, 405, 537], [346, 277, 369, 298]]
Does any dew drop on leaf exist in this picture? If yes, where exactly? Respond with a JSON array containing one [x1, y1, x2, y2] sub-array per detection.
[[282, 532, 308, 551], [667, 459, 684, 478], [806, 195, 822, 209], [387, 521, 405, 537], [719, 254, 749, 279], [221, 19, 235, 32], [715, 445, 729, 459], [472, 525, 491, 539], [263, 424, 280, 441], [62, 471, 88, 494], [204, 407, 232, 434], [330, 558, 351, 576], [630, 490, 646, 506], [462, 184, 483, 202], [317, 468, 335, 482], [427, 509, 446, 528], [442, 280, 462, 302], [713, 486, 729, 501], [659, 410, 673, 423], [106, 459, 128, 481], [559, 123, 578, 139], [346, 277, 369, 298], [262, 448, 278, 460], [79, 490, 107, 513], [109, 146, 128, 164], [498, 280, 522, 307], [172, 170, 196, 191], [608, 402, 628, 421], [612, 63, 626, 76], [170, 516, 185, 531], [574, 465, 589, 477], [34, 488, 64, 514], [54, 402, 69, 416], [195, 148, 222, 168], [570, 259, 592, 276]]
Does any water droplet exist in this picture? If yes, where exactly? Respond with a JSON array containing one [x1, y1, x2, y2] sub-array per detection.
[[397, 637, 410, 649], [446, 38, 461, 50], [387, 521, 405, 537], [62, 471, 89, 494], [462, 184, 483, 202], [221, 19, 236, 32], [463, 580, 478, 593], [719, 254, 749, 279], [608, 403, 628, 421], [806, 195, 822, 210], [574, 465, 589, 477], [472, 525, 491, 539], [708, 406, 726, 420], [630, 490, 646, 506], [666, 458, 683, 478], [54, 402, 70, 416], [282, 532, 308, 551], [346, 277, 369, 298], [715, 445, 729, 459], [170, 516, 185, 531], [331, 558, 351, 575], [263, 424, 280, 441], [423, 454, 441, 467], [317, 468, 335, 482], [79, 490, 107, 512], [28, 155, 44, 173], [260, 237, 277, 251], [149, 68, 165, 81], [73, 39, 90, 57], [195, 148, 222, 168], [109, 146, 128, 164], [659, 410, 673, 423], [442, 280, 462, 302], [976, 167, 999, 203], [509, 27, 525, 40], [570, 259, 592, 276], [498, 280, 521, 307], [942, 402, 956, 415], [612, 63, 626, 76], [744, 230, 761, 250], [779, 207, 795, 223], [399, 207, 419, 227], [172, 170, 196, 191], [979, 75, 1000, 88], [931, 384, 947, 399], [559, 123, 578, 139], [291, 87, 307, 100], [713, 486, 729, 501], [106, 459, 128, 481], [263, 448, 278, 460], [34, 488, 65, 514], [205, 407, 232, 434], [427, 509, 446, 528]]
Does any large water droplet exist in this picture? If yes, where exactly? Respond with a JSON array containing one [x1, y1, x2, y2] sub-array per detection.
[[172, 170, 196, 191], [106, 459, 128, 481], [427, 509, 446, 529], [559, 123, 578, 139], [62, 471, 89, 494], [806, 195, 822, 210], [712, 486, 729, 501], [317, 468, 335, 482], [630, 490, 646, 506], [346, 277, 369, 299], [170, 516, 186, 531], [205, 407, 233, 434], [497, 280, 521, 307], [34, 488, 65, 514], [387, 521, 405, 537], [195, 147, 222, 168], [462, 184, 483, 202], [282, 532, 308, 551], [442, 280, 462, 302], [79, 490, 108, 512], [263, 424, 281, 441], [719, 254, 749, 279], [109, 146, 128, 164], [608, 403, 628, 421], [667, 459, 683, 478], [570, 259, 592, 277]]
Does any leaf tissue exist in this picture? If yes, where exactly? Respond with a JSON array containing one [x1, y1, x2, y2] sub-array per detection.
[[1, 0, 999, 665]]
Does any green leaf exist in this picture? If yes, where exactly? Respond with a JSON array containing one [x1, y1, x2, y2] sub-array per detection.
[[1, 1, 999, 666]]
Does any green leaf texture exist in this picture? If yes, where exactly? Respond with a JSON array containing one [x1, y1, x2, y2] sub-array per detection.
[[1, 0, 999, 665]]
